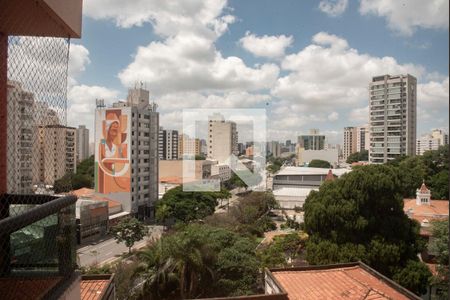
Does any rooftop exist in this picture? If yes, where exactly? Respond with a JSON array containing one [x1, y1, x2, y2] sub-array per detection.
[[269, 263, 419, 300], [273, 187, 316, 197], [81, 274, 115, 300], [403, 199, 449, 224], [276, 167, 350, 177]]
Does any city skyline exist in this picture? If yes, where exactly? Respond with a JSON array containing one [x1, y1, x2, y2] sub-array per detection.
[[66, 0, 448, 145]]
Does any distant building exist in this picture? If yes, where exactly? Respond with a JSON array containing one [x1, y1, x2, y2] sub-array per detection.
[[207, 113, 238, 163], [357, 125, 369, 152], [245, 145, 254, 157], [76, 125, 90, 163], [296, 147, 339, 167], [267, 141, 281, 158], [237, 142, 245, 155], [38, 125, 77, 185], [369, 74, 417, 163], [343, 127, 357, 161], [158, 127, 178, 160], [178, 134, 201, 158], [298, 129, 325, 150], [211, 163, 232, 181], [416, 129, 449, 155]]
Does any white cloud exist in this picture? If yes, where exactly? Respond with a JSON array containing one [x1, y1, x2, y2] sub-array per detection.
[[418, 77, 449, 110], [349, 106, 369, 123], [68, 44, 90, 82], [360, 0, 449, 36], [327, 111, 339, 121], [239, 32, 293, 58], [319, 0, 348, 17]]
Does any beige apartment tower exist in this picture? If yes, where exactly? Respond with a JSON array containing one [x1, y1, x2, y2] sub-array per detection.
[[179, 134, 201, 158], [38, 125, 77, 185], [76, 125, 90, 163], [207, 113, 238, 163], [369, 74, 417, 163], [343, 127, 357, 161]]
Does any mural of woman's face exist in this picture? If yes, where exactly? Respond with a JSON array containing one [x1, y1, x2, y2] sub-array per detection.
[[108, 122, 119, 140]]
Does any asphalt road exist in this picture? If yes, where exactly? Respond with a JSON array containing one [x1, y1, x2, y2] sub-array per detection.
[[77, 225, 163, 267]]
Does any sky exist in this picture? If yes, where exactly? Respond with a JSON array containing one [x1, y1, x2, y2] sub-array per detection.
[[67, 0, 449, 144]]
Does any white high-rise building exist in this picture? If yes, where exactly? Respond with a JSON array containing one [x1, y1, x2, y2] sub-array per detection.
[[267, 141, 281, 158], [416, 129, 449, 155], [369, 74, 417, 163], [76, 125, 89, 162], [207, 113, 238, 163]]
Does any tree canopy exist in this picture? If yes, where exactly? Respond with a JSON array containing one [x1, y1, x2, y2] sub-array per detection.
[[428, 219, 449, 298], [346, 150, 369, 163], [303, 164, 428, 293], [111, 217, 147, 253], [54, 155, 95, 193], [155, 186, 231, 224], [308, 159, 331, 168]]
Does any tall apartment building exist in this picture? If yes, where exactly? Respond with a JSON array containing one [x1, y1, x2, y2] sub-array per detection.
[[416, 129, 449, 155], [343, 127, 357, 161], [207, 113, 238, 163], [356, 125, 369, 152], [178, 134, 201, 158], [95, 86, 159, 220], [76, 125, 89, 162], [298, 129, 325, 150], [267, 141, 281, 158], [6, 81, 36, 194], [158, 127, 178, 160], [38, 125, 77, 185], [369, 74, 417, 163]]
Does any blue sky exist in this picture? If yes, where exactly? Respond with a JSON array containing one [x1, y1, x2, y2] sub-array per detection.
[[68, 0, 449, 143]]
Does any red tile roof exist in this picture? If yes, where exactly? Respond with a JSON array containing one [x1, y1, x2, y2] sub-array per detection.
[[418, 182, 430, 193], [270, 264, 418, 300], [81, 278, 110, 300], [325, 169, 334, 181], [403, 199, 449, 225], [0, 277, 61, 300]]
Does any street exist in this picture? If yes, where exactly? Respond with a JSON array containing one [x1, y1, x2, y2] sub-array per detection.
[[77, 225, 163, 267]]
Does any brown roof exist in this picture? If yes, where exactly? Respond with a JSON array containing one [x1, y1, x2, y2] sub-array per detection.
[[0, 277, 62, 300], [72, 188, 122, 209], [403, 199, 449, 224], [325, 169, 334, 181], [72, 187, 95, 197], [419, 182, 430, 193], [270, 263, 419, 300], [160, 176, 197, 184], [81, 275, 114, 300]]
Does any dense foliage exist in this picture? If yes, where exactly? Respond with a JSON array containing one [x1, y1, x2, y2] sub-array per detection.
[[429, 220, 449, 298], [308, 159, 331, 168], [266, 154, 295, 174], [111, 217, 147, 253], [155, 186, 231, 224], [54, 155, 95, 193], [258, 232, 307, 268], [303, 164, 430, 294], [346, 150, 369, 163], [205, 191, 277, 237], [137, 224, 260, 299]]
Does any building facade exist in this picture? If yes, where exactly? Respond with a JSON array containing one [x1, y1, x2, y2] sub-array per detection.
[[267, 141, 281, 158], [158, 127, 178, 160], [207, 113, 238, 163], [95, 87, 159, 220], [178, 134, 201, 158], [356, 125, 369, 152], [298, 129, 325, 150], [76, 125, 90, 163], [369, 74, 417, 163], [38, 125, 77, 185], [416, 129, 449, 155], [343, 127, 357, 161]]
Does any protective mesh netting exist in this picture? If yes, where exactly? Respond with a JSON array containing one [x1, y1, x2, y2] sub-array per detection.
[[0, 36, 77, 299]]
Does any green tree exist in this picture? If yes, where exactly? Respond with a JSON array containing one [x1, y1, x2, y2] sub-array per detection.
[[258, 232, 307, 268], [393, 260, 432, 296], [156, 186, 230, 224], [304, 165, 423, 281], [428, 170, 449, 199], [111, 217, 147, 253], [428, 220, 449, 298], [308, 159, 331, 168], [53, 156, 95, 193], [346, 150, 369, 163], [398, 156, 427, 198], [421, 146, 449, 177], [195, 154, 206, 160]]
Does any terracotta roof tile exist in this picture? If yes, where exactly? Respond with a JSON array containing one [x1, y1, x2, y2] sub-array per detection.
[[271, 265, 413, 300], [403, 199, 449, 226], [0, 277, 62, 300], [81, 279, 109, 300], [419, 183, 430, 193]]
